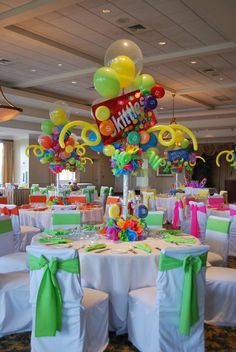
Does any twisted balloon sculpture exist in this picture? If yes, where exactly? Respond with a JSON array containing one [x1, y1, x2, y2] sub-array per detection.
[[216, 149, 236, 168]]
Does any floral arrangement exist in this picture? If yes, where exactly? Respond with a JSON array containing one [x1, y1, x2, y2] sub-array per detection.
[[100, 215, 147, 241]]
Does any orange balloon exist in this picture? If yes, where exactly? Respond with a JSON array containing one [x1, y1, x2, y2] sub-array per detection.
[[99, 120, 115, 136], [139, 131, 150, 144]]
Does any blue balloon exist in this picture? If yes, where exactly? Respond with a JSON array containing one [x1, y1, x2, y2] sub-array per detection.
[[137, 204, 148, 218], [91, 141, 104, 152], [141, 132, 157, 151], [88, 131, 97, 142]]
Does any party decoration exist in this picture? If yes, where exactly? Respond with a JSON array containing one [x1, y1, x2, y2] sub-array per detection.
[[93, 67, 120, 99], [104, 39, 143, 76], [26, 102, 94, 175], [92, 89, 158, 145], [216, 147, 236, 169], [100, 215, 147, 241], [133, 74, 155, 91], [110, 55, 135, 88]]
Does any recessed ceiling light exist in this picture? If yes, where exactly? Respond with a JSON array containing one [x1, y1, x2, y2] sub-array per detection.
[[31, 69, 36, 72], [219, 77, 224, 81], [190, 60, 197, 64], [102, 9, 111, 14], [159, 107, 164, 110], [58, 63, 62, 67], [72, 81, 77, 84], [158, 41, 166, 46]]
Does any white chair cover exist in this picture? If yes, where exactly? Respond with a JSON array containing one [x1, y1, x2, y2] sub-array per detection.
[[0, 216, 15, 256], [205, 266, 236, 326], [27, 245, 108, 352], [229, 215, 236, 256], [204, 216, 231, 266], [0, 271, 31, 337], [128, 246, 209, 352], [0, 204, 40, 251]]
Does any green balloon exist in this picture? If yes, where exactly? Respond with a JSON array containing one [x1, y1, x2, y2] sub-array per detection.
[[41, 120, 54, 134], [93, 67, 120, 99], [132, 74, 155, 91]]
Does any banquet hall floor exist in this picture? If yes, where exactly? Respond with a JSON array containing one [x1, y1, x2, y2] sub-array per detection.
[[1, 256, 236, 352]]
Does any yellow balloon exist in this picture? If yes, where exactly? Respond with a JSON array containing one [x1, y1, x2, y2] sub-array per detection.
[[40, 158, 47, 164], [59, 121, 101, 148], [95, 106, 110, 121], [108, 204, 120, 219], [110, 55, 135, 88], [65, 145, 73, 153], [175, 130, 184, 143], [171, 124, 198, 151], [148, 125, 176, 147], [147, 147, 159, 154], [103, 144, 115, 156], [50, 108, 67, 126]]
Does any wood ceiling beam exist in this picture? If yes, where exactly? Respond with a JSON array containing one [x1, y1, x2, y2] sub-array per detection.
[[176, 82, 236, 95], [0, 0, 81, 27]]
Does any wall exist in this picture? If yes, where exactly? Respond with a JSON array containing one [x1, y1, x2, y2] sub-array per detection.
[[14, 137, 29, 185]]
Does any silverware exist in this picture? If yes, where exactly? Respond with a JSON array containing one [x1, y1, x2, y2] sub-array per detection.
[[128, 248, 137, 254], [94, 248, 110, 253]]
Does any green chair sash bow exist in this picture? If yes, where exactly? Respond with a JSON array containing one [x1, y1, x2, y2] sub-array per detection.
[[159, 251, 207, 336], [29, 255, 80, 337], [83, 188, 95, 203]]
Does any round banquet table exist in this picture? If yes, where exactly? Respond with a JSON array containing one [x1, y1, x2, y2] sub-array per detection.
[[19, 206, 104, 231], [31, 233, 201, 334]]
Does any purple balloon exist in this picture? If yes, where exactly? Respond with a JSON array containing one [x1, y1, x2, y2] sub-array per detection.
[[144, 95, 158, 110]]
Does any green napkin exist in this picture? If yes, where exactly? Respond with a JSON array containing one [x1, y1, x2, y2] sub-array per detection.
[[158, 229, 182, 236], [82, 224, 98, 231], [163, 234, 196, 244], [134, 242, 152, 253], [85, 243, 107, 252], [38, 237, 73, 244], [43, 229, 70, 236]]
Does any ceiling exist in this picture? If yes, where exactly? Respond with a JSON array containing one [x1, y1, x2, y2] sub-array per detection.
[[0, 0, 236, 143]]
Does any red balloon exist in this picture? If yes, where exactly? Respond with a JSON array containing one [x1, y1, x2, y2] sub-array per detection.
[[38, 135, 53, 149], [150, 85, 165, 99]]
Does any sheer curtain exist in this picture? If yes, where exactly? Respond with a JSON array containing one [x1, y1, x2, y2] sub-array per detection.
[[2, 140, 14, 184]]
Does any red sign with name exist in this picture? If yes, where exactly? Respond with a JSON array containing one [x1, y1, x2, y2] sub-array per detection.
[[92, 90, 157, 145]]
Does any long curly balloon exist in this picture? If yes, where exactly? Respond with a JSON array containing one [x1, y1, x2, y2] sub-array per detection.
[[196, 156, 206, 163], [59, 121, 101, 148], [170, 124, 198, 151], [147, 125, 176, 147], [146, 149, 163, 170], [25, 145, 45, 157], [216, 150, 234, 167]]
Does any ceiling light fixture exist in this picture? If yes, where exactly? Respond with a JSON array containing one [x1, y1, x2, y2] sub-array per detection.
[[31, 69, 36, 72], [0, 86, 23, 122], [72, 81, 77, 84], [159, 107, 164, 110], [158, 41, 166, 46], [102, 9, 111, 14], [190, 60, 197, 64], [58, 63, 62, 67]]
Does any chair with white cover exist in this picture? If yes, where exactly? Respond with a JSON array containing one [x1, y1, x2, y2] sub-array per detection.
[[26, 245, 109, 352], [181, 201, 207, 241], [0, 216, 28, 273], [128, 245, 209, 352], [229, 215, 236, 257], [0, 204, 40, 251], [204, 216, 231, 266], [145, 211, 164, 229], [0, 271, 31, 337], [205, 266, 236, 326], [52, 210, 81, 229]]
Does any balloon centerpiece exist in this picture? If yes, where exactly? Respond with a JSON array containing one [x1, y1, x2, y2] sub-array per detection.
[[26, 101, 94, 201]]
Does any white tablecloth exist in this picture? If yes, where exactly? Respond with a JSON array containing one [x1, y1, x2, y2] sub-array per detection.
[[32, 234, 200, 334], [19, 207, 104, 231]]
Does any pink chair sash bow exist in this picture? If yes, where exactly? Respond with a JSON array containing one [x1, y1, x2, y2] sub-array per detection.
[[190, 204, 206, 238], [173, 200, 183, 229]]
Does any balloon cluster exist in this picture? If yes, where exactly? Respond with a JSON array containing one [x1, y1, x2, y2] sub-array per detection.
[[26, 101, 93, 174], [157, 125, 203, 174], [216, 147, 236, 169], [91, 39, 165, 176]]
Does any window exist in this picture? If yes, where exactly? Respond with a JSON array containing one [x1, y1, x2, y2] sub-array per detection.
[[0, 143, 3, 186], [59, 169, 76, 185]]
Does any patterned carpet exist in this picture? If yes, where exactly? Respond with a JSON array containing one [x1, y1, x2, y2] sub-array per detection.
[[1, 257, 235, 352]]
